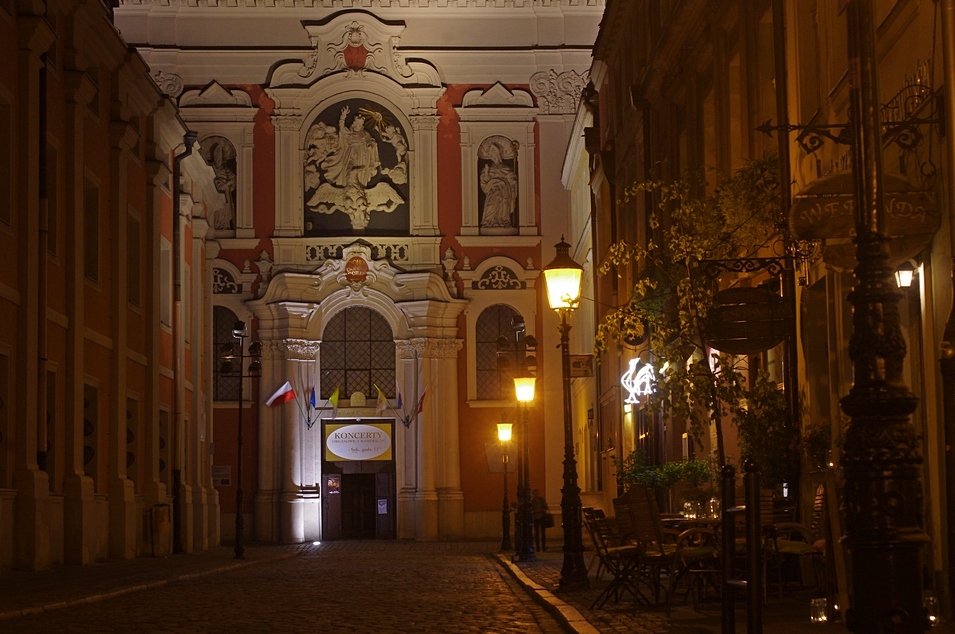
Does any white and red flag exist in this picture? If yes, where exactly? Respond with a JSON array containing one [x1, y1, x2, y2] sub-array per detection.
[[265, 381, 296, 407]]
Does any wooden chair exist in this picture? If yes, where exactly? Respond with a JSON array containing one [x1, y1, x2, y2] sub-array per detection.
[[583, 505, 643, 609]]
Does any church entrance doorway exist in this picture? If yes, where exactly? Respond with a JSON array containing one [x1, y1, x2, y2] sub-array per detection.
[[321, 419, 396, 540]]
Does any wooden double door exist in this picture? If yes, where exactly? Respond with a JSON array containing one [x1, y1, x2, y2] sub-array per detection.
[[322, 470, 395, 540]]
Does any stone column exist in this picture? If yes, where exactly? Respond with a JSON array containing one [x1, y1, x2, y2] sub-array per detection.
[[271, 112, 303, 237], [431, 339, 465, 539], [254, 339, 285, 542], [107, 115, 138, 560], [395, 341, 418, 539], [279, 339, 320, 544], [62, 69, 97, 565], [13, 15, 55, 571], [409, 115, 440, 236]]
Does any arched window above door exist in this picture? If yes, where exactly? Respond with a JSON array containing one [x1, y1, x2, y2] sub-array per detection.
[[321, 306, 396, 401]]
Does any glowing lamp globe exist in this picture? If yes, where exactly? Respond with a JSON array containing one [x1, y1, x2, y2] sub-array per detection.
[[497, 423, 513, 442], [543, 237, 583, 311], [513, 376, 536, 403]]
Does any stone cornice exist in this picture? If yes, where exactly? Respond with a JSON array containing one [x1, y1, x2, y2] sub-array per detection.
[[119, 0, 603, 8]]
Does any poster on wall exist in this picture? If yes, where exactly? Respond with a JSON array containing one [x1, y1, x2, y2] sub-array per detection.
[[324, 422, 394, 462], [212, 466, 231, 487]]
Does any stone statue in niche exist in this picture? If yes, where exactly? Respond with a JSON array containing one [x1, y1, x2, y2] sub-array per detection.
[[478, 136, 518, 232], [304, 104, 407, 231], [200, 136, 237, 231]]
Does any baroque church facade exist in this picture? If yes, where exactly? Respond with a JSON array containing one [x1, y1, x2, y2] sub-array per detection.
[[114, 1, 604, 544]]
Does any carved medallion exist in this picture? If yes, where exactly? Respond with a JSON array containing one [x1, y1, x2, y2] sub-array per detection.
[[345, 256, 369, 284]]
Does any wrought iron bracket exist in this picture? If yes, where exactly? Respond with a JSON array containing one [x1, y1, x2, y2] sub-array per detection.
[[700, 257, 786, 280]]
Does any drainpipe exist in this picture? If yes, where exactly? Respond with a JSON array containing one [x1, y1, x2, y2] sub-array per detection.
[[171, 130, 197, 554], [37, 54, 49, 473], [937, 0, 955, 616]]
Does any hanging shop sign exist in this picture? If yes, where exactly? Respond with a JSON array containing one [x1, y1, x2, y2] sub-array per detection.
[[570, 354, 594, 378], [706, 287, 793, 355], [324, 422, 393, 462], [621, 358, 655, 404]]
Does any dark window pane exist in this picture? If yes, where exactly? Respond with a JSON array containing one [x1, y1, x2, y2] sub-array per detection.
[[475, 304, 521, 400], [321, 307, 395, 399]]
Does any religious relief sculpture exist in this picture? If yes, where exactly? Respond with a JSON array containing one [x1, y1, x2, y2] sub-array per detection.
[[478, 136, 519, 232], [304, 101, 409, 233], [200, 136, 237, 231]]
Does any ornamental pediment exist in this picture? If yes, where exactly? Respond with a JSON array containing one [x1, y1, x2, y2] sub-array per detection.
[[270, 13, 439, 88]]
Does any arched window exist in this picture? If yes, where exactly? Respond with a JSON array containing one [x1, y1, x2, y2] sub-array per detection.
[[321, 307, 395, 399], [475, 304, 522, 400], [213, 306, 241, 401]]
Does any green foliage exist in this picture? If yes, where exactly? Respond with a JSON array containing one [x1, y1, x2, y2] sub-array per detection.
[[596, 157, 785, 467], [802, 422, 832, 469], [613, 450, 714, 492], [728, 370, 800, 488]]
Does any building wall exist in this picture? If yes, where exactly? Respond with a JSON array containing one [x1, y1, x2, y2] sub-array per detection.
[[0, 0, 220, 570], [577, 0, 951, 597]]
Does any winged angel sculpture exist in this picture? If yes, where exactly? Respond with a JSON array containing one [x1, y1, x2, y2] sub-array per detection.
[[304, 106, 407, 231]]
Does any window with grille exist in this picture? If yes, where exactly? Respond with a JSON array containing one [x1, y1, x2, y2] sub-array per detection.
[[321, 307, 395, 400], [476, 304, 521, 401], [213, 306, 241, 401]]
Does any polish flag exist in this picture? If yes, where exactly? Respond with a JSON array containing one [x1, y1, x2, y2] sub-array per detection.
[[266, 381, 296, 407]]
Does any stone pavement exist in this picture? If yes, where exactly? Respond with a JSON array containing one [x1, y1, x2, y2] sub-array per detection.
[[0, 541, 952, 632]]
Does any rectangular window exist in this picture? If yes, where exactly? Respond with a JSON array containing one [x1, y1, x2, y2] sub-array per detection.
[[159, 409, 170, 489], [84, 180, 99, 282], [160, 240, 171, 327], [83, 385, 98, 486], [127, 213, 141, 306], [46, 143, 58, 256], [0, 99, 11, 225], [183, 264, 191, 344], [0, 353, 8, 488], [43, 369, 56, 490], [126, 397, 139, 489]]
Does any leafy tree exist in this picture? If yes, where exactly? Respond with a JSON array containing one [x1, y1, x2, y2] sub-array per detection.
[[596, 157, 789, 471]]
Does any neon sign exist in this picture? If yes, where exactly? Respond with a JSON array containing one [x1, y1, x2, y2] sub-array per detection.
[[621, 359, 655, 404]]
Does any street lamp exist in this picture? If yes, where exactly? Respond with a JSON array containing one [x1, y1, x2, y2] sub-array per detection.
[[840, 1, 928, 631], [514, 374, 536, 563], [497, 318, 537, 562], [219, 320, 261, 560], [543, 236, 589, 591], [498, 422, 513, 552]]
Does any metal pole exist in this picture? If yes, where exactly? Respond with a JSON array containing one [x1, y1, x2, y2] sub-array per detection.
[[558, 311, 588, 589], [721, 465, 736, 634], [744, 460, 763, 634], [520, 402, 535, 561], [234, 337, 245, 560], [513, 410, 525, 560], [841, 1, 928, 631], [501, 441, 512, 551]]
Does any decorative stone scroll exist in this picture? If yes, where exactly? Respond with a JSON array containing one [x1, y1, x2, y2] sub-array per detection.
[[284, 339, 322, 361], [213, 267, 241, 294], [529, 69, 589, 115], [474, 265, 523, 290]]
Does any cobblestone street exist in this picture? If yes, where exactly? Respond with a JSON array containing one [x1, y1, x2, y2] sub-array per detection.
[[1, 542, 563, 633]]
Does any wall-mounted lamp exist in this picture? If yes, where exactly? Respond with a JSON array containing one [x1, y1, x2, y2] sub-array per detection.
[[895, 260, 916, 288]]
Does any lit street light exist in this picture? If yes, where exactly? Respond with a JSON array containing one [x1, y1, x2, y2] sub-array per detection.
[[543, 236, 589, 591], [497, 422, 513, 552]]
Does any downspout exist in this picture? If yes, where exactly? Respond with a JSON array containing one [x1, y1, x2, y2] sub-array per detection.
[[172, 130, 197, 554], [937, 0, 955, 615], [37, 54, 49, 473], [772, 0, 801, 507]]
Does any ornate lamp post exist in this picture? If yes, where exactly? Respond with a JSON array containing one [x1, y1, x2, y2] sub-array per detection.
[[514, 375, 536, 562], [841, 1, 929, 631], [219, 320, 261, 560], [542, 237, 589, 590], [498, 422, 513, 552]]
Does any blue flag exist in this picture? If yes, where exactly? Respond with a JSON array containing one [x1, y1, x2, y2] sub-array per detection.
[[396, 391, 403, 410], [310, 387, 317, 409]]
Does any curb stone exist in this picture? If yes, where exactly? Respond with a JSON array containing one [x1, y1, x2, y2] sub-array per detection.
[[0, 551, 302, 621], [494, 554, 600, 634]]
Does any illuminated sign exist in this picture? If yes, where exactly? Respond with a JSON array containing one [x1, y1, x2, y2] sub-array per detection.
[[324, 422, 393, 462], [621, 359, 655, 404]]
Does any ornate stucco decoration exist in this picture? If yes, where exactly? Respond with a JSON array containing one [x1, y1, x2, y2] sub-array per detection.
[[475, 265, 523, 290], [397, 338, 464, 360], [530, 69, 589, 115], [213, 267, 241, 294], [283, 339, 322, 362], [152, 70, 183, 99], [275, 13, 439, 88], [304, 102, 407, 231]]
